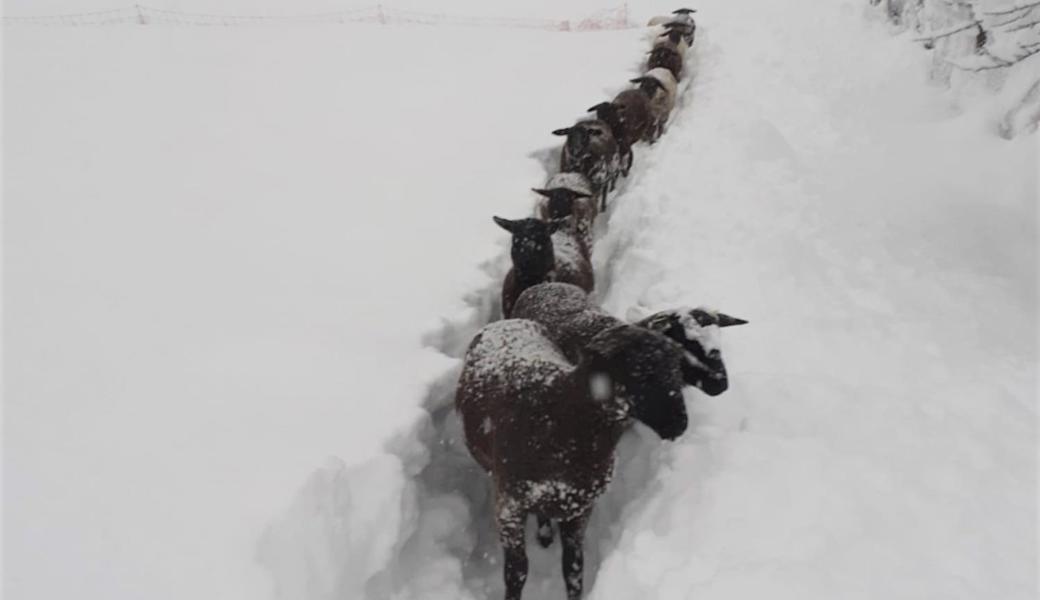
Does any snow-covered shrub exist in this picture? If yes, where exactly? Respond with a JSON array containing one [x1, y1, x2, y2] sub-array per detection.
[[871, 0, 1040, 137]]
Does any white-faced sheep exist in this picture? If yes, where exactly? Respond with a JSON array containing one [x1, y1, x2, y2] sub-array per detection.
[[512, 282, 747, 397], [456, 318, 689, 600], [493, 217, 593, 318], [552, 120, 621, 209]]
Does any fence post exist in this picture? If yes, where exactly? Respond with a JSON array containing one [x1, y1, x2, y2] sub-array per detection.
[[377, 4, 386, 25], [135, 4, 146, 24]]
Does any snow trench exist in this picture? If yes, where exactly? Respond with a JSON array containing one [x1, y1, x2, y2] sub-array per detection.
[[258, 34, 705, 600]]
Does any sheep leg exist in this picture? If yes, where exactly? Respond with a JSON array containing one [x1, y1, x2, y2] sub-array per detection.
[[536, 514, 554, 548], [560, 509, 592, 600], [498, 504, 528, 600]]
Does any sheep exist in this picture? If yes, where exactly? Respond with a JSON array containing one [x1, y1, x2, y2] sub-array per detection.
[[628, 76, 672, 142], [647, 44, 683, 81], [509, 282, 746, 552], [493, 217, 593, 318], [551, 120, 621, 208], [647, 7, 696, 27], [456, 318, 689, 600], [532, 187, 597, 253], [654, 28, 690, 55], [544, 172, 594, 197], [587, 89, 654, 177], [511, 282, 747, 397], [663, 18, 696, 46], [639, 68, 678, 139]]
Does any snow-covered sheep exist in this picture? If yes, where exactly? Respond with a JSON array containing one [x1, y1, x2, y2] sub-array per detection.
[[493, 217, 593, 318], [587, 90, 654, 176], [641, 67, 679, 139], [532, 187, 597, 252], [551, 120, 621, 208], [663, 20, 696, 47], [647, 44, 684, 81], [511, 282, 747, 396], [629, 75, 673, 142], [654, 28, 690, 55], [455, 318, 688, 600], [543, 171, 594, 197], [647, 7, 696, 27]]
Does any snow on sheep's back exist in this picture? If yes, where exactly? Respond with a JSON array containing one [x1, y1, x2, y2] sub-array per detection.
[[3, 24, 645, 600]]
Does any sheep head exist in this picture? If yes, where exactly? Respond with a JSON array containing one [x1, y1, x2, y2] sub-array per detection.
[[636, 307, 747, 396], [630, 76, 667, 97], [532, 188, 593, 221], [584, 325, 688, 441], [493, 216, 566, 280]]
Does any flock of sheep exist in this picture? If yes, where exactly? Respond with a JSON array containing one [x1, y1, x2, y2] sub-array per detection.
[[453, 9, 749, 600]]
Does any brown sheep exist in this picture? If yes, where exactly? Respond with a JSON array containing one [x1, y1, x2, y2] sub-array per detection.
[[628, 76, 671, 142], [456, 318, 689, 600], [532, 187, 597, 252], [551, 120, 621, 208], [587, 89, 654, 177], [647, 44, 683, 81], [493, 217, 593, 318]]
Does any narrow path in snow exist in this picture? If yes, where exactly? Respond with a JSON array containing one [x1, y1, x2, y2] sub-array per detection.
[[370, 32, 710, 600]]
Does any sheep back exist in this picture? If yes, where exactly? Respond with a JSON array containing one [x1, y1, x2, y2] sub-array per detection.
[[551, 231, 594, 294], [613, 89, 654, 146], [648, 46, 683, 80], [456, 319, 574, 473], [512, 282, 619, 363]]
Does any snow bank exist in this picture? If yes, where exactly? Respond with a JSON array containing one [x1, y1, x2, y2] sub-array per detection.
[[3, 22, 642, 600], [6, 0, 1035, 599]]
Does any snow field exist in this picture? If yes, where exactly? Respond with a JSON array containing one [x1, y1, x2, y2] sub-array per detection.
[[5, 0, 1036, 599]]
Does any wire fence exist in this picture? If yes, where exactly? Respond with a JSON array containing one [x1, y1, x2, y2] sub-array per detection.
[[3, 3, 633, 30]]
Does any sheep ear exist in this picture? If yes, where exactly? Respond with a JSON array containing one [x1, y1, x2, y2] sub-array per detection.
[[493, 216, 516, 233], [531, 188, 553, 198], [715, 313, 749, 328], [552, 127, 571, 136], [588, 102, 610, 113]]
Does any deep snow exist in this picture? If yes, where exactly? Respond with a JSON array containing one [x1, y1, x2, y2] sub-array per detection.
[[4, 1, 1037, 600]]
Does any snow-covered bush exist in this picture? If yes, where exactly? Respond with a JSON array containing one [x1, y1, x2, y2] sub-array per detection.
[[871, 0, 1040, 137]]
